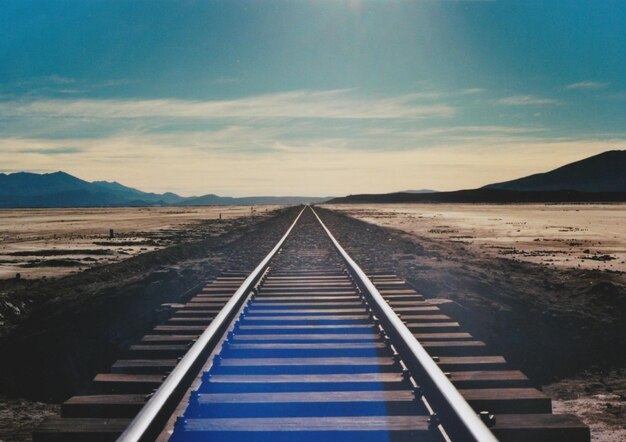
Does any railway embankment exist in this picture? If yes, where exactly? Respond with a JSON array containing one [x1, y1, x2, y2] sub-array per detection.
[[0, 207, 299, 402]]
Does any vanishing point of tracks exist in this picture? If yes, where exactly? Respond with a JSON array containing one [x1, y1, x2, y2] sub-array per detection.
[[35, 207, 590, 441]]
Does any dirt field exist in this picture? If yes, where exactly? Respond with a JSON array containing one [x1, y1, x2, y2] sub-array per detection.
[[326, 203, 626, 273], [319, 205, 626, 442], [0, 206, 280, 279]]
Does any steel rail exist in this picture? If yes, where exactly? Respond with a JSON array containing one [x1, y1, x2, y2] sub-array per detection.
[[311, 206, 498, 442], [117, 206, 306, 442]]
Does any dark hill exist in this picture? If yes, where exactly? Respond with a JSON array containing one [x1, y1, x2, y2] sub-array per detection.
[[327, 150, 626, 204], [0, 171, 329, 208], [92, 181, 186, 204], [0, 171, 93, 197], [483, 150, 626, 192], [0, 171, 185, 208], [327, 189, 626, 204]]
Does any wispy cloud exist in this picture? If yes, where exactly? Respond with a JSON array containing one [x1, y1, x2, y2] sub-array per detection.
[[35, 75, 75, 85], [95, 79, 142, 88], [212, 77, 240, 85], [459, 88, 485, 95], [565, 81, 608, 90], [10, 75, 75, 87], [0, 90, 455, 121], [497, 95, 560, 106], [45, 75, 75, 85], [18, 146, 84, 155], [607, 92, 626, 101]]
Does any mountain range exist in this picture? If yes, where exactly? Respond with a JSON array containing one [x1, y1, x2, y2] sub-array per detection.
[[0, 172, 328, 208], [328, 150, 626, 204], [2, 150, 624, 207]]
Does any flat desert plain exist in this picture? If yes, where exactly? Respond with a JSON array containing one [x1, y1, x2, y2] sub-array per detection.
[[0, 205, 280, 279], [326, 203, 626, 273]]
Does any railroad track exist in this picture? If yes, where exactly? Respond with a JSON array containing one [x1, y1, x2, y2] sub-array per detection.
[[34, 206, 590, 441]]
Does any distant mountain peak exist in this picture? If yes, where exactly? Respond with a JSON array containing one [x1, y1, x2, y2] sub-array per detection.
[[0, 171, 186, 207], [401, 189, 439, 194]]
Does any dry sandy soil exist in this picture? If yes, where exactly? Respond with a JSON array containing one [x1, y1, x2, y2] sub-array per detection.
[[0, 205, 280, 279], [544, 370, 626, 442], [320, 204, 626, 442], [326, 203, 626, 273]]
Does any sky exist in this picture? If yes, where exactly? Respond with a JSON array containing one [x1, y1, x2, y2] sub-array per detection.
[[0, 0, 625, 197]]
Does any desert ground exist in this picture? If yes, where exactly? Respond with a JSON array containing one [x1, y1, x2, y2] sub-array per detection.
[[322, 204, 626, 441], [326, 203, 626, 273], [1, 205, 624, 441], [0, 205, 280, 279]]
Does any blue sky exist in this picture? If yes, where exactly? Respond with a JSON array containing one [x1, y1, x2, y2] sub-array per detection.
[[1, 0, 624, 196]]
